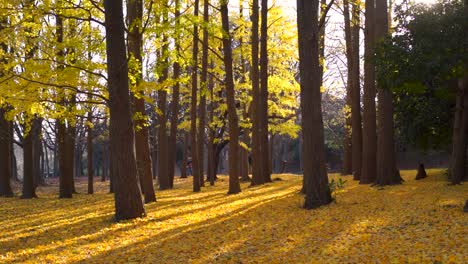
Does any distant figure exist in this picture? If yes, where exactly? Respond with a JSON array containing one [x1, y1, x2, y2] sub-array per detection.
[[187, 157, 193, 176], [415, 163, 427, 180]]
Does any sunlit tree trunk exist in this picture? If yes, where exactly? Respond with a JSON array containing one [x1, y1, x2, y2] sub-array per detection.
[[220, 0, 241, 194], [191, 0, 201, 192], [104, 0, 145, 221], [128, 0, 156, 202]]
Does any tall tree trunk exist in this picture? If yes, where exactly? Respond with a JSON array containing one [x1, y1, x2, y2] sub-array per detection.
[[451, 75, 468, 184], [350, 0, 362, 180], [360, 0, 377, 184], [104, 0, 145, 221], [297, 0, 332, 209], [198, 0, 210, 187], [157, 2, 171, 190], [191, 0, 201, 192], [168, 0, 181, 188], [342, 0, 353, 176], [375, 0, 401, 186], [260, 0, 271, 182], [220, 0, 241, 194], [250, 0, 264, 186], [0, 17, 13, 197], [128, 0, 156, 202], [207, 62, 216, 185]]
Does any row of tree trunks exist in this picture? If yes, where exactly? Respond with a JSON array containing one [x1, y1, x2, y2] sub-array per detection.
[[297, 0, 332, 209]]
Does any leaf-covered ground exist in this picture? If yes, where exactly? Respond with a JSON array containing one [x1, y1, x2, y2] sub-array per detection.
[[0, 169, 466, 263]]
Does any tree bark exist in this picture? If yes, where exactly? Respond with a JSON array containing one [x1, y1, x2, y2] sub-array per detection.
[[360, 0, 377, 184], [260, 0, 271, 183], [191, 0, 201, 192], [104, 0, 145, 221], [87, 109, 93, 194], [375, 0, 401, 186], [451, 75, 468, 184], [128, 0, 156, 202], [297, 0, 332, 209], [198, 0, 210, 187], [0, 108, 13, 197], [350, 0, 362, 181], [342, 0, 353, 176], [168, 0, 182, 188], [220, 0, 241, 194], [250, 0, 264, 186]]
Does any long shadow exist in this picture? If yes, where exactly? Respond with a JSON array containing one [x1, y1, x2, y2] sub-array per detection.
[[71, 191, 298, 263]]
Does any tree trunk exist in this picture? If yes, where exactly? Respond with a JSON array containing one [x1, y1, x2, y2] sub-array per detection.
[[259, 0, 271, 183], [451, 75, 468, 184], [342, 0, 353, 176], [104, 0, 145, 221], [181, 131, 189, 179], [250, 0, 264, 186], [22, 117, 39, 199], [297, 0, 332, 209], [220, 0, 241, 194], [87, 110, 93, 194], [207, 63, 216, 186], [375, 0, 401, 186], [360, 0, 377, 184], [415, 163, 427, 180], [350, 0, 362, 180], [191, 0, 201, 192], [0, 108, 13, 197], [128, 0, 156, 202], [168, 0, 181, 188], [198, 0, 210, 187]]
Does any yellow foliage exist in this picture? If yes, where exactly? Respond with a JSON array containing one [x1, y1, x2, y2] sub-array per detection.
[[0, 170, 466, 263]]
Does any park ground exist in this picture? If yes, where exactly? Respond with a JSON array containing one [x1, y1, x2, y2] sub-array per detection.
[[0, 169, 467, 263]]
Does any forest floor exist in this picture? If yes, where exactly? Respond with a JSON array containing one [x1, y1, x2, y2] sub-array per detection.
[[0, 169, 467, 263]]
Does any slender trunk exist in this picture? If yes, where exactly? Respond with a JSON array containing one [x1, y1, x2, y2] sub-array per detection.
[[207, 62, 216, 185], [168, 0, 181, 188], [104, 0, 145, 221], [22, 118, 39, 199], [87, 110, 93, 194], [351, 0, 362, 180], [220, 0, 241, 194], [198, 0, 210, 187], [342, 0, 353, 175], [181, 131, 189, 178], [260, 0, 271, 183], [297, 0, 332, 209], [191, 0, 201, 192], [360, 0, 377, 184]]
